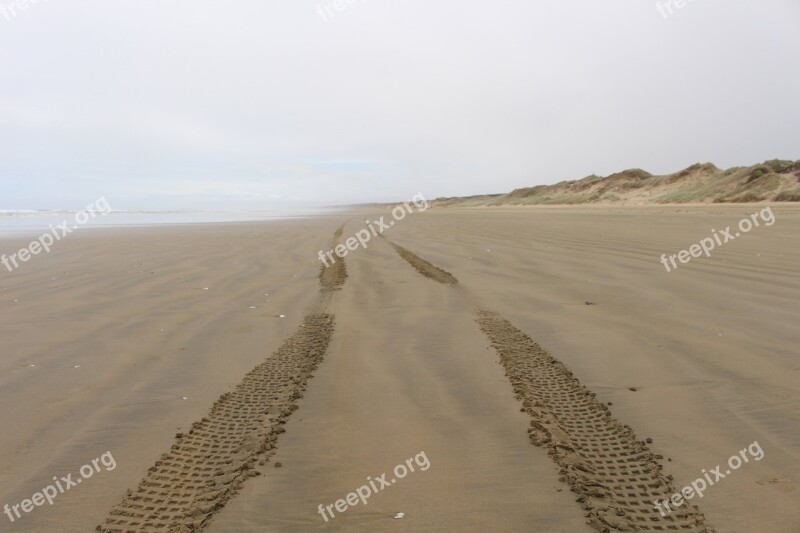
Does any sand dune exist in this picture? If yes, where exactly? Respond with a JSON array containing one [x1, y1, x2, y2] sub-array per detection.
[[432, 160, 800, 206]]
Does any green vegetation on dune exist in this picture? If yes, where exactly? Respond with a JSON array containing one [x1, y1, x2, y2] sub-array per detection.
[[431, 160, 800, 207]]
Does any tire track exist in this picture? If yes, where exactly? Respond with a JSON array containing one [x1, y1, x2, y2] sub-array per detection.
[[319, 224, 348, 291], [384, 237, 714, 532], [477, 311, 713, 532], [99, 226, 348, 532], [382, 238, 458, 285]]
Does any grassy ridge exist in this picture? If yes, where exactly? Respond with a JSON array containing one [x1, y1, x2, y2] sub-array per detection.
[[432, 160, 800, 206]]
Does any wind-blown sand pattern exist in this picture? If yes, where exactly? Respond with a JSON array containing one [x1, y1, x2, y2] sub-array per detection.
[[3, 208, 798, 532], [384, 237, 713, 532], [100, 314, 334, 532], [99, 228, 346, 532]]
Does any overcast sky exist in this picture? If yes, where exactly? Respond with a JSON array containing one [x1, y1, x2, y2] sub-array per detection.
[[1, 0, 798, 210]]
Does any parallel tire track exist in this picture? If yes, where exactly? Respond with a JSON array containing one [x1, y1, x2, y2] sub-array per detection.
[[384, 238, 714, 532]]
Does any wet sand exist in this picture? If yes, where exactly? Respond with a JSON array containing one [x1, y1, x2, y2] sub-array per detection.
[[0, 206, 798, 532]]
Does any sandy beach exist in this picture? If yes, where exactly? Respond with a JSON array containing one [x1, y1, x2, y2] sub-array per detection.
[[5, 2, 799, 531], [1, 206, 798, 532]]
